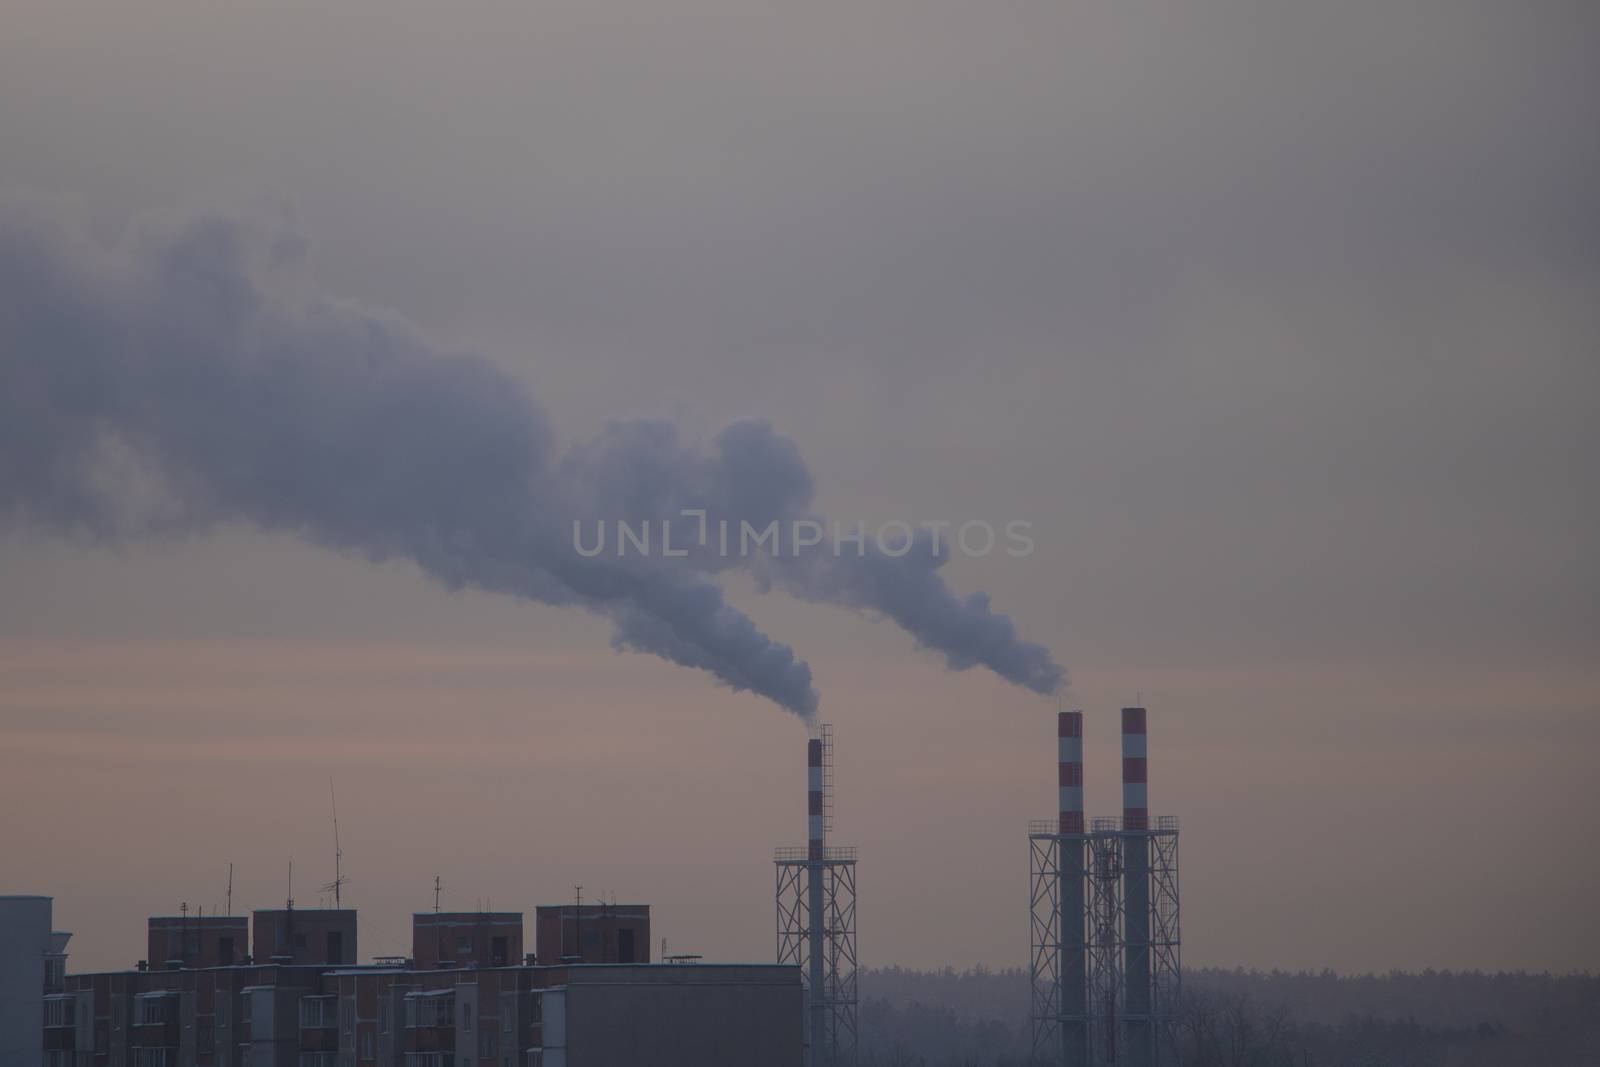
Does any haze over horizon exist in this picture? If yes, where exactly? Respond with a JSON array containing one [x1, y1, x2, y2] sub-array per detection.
[[1, 0, 1595, 978]]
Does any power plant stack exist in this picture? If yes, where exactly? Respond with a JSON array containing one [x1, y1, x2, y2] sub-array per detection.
[[1030, 708, 1182, 1067], [1059, 712, 1090, 1065], [809, 737, 827, 1060], [1121, 708, 1154, 1064], [777, 724, 859, 1066]]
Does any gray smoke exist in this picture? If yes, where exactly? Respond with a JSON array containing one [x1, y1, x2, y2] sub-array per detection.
[[0, 198, 1064, 716]]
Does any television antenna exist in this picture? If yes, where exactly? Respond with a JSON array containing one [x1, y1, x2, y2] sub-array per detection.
[[319, 778, 348, 907]]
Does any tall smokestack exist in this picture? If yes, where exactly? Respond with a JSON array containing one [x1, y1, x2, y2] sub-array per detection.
[[1121, 707, 1148, 832], [1058, 711, 1089, 1067], [808, 738, 826, 859], [807, 734, 827, 1063], [1122, 707, 1153, 1065], [1059, 711, 1084, 835]]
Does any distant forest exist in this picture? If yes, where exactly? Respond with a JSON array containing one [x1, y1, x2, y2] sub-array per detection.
[[857, 966, 1600, 1066]]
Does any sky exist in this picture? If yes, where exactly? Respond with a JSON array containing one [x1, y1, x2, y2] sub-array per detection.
[[1, 0, 1596, 975]]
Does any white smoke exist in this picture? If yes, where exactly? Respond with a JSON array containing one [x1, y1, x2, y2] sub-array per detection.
[[0, 198, 1065, 716]]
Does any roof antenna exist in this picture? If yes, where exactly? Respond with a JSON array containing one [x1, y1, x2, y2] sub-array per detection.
[[320, 778, 348, 908], [226, 862, 234, 917], [434, 875, 442, 913]]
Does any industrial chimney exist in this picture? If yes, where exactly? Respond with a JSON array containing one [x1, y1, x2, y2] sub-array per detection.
[[1121, 707, 1153, 1064], [809, 737, 825, 860], [1058, 711, 1089, 1067], [807, 735, 826, 1059], [777, 725, 858, 1066]]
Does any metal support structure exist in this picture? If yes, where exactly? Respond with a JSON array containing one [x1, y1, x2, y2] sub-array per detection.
[[1086, 820, 1125, 1066], [777, 846, 858, 1066], [1033, 818, 1179, 1067], [1029, 825, 1061, 1061], [1148, 820, 1182, 1067], [1029, 824, 1091, 1066]]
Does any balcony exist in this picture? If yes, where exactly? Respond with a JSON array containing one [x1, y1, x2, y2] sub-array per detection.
[[403, 991, 455, 1029], [298, 996, 338, 1029], [44, 994, 74, 1028]]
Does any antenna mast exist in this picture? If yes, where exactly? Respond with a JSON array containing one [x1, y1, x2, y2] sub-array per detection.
[[226, 862, 233, 916], [319, 778, 348, 908]]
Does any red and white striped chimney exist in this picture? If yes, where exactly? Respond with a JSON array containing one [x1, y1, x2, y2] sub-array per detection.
[[1058, 710, 1084, 835], [1121, 706, 1148, 831], [808, 737, 825, 860]]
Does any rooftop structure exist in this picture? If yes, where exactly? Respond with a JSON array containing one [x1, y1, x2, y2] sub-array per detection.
[[534, 904, 650, 965], [148, 913, 248, 971], [252, 906, 357, 967], [413, 910, 523, 970]]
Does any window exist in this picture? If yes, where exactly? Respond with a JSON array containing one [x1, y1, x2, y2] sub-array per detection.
[[297, 1055, 338, 1067], [403, 1056, 446, 1067], [135, 993, 176, 1025], [45, 996, 74, 1027], [44, 1053, 68, 1067], [219, 936, 235, 965], [44, 956, 66, 993], [359, 1030, 375, 1060], [134, 1052, 173, 1067], [478, 1028, 497, 1057], [461, 1002, 472, 1031], [197, 1020, 215, 1055], [403, 993, 454, 1028], [298, 996, 337, 1029], [490, 936, 508, 966], [456, 936, 472, 954]]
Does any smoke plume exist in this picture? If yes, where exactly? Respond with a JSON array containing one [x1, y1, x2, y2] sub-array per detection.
[[0, 199, 1065, 716]]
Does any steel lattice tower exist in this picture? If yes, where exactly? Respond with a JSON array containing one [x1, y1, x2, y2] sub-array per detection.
[[1148, 819, 1182, 1066], [1086, 819, 1125, 1065]]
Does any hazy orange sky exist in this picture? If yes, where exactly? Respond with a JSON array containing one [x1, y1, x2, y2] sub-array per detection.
[[2, 0, 1596, 976], [2, 566, 1595, 975]]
